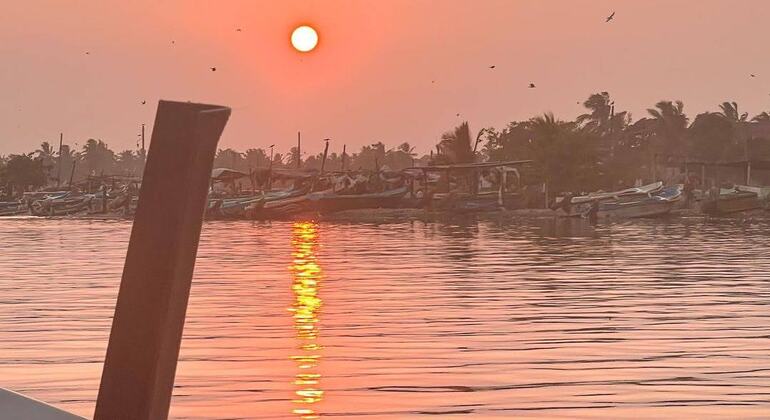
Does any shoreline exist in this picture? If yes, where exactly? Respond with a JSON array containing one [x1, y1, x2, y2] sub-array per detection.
[[3, 207, 770, 224]]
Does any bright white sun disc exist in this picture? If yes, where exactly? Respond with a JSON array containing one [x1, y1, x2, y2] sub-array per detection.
[[291, 26, 318, 52]]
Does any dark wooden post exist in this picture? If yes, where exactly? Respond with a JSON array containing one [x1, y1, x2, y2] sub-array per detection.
[[68, 160, 77, 188], [94, 101, 231, 420], [297, 131, 301, 168], [56, 133, 63, 187], [320, 139, 330, 173]]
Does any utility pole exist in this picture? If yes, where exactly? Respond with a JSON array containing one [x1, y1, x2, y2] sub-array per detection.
[[56, 133, 63, 187], [341, 144, 347, 171], [141, 124, 146, 153], [297, 131, 302, 168]]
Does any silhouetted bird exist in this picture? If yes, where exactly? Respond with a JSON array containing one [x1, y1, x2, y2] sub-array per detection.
[[751, 74, 756, 78], [529, 83, 536, 88], [171, 40, 175, 45], [236, 28, 242, 32], [489, 65, 495, 69], [210, 67, 217, 72], [606, 11, 615, 22], [456, 113, 461, 117], [85, 51, 90, 55], [141, 100, 146, 105], [431, 80, 435, 83]]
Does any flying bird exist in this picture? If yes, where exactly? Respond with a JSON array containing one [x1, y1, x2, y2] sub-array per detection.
[[85, 51, 90, 55], [489, 65, 496, 69], [210, 67, 217, 72], [751, 74, 756, 78], [456, 113, 461, 117], [606, 11, 615, 22], [141, 100, 146, 105], [236, 28, 242, 32], [171, 40, 175, 45], [529, 83, 536, 88]]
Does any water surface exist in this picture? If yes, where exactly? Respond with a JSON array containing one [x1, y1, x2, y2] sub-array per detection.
[[1, 217, 769, 419]]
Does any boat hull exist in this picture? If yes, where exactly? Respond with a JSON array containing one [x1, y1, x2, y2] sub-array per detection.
[[701, 192, 760, 215], [309, 186, 409, 213]]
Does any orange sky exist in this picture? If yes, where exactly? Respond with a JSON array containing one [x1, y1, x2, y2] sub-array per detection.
[[2, 0, 770, 156]]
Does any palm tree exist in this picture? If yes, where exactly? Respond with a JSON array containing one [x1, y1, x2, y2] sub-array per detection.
[[717, 101, 748, 123], [752, 112, 770, 123], [437, 122, 474, 164], [529, 113, 600, 200], [35, 142, 56, 185], [577, 92, 613, 133], [646, 100, 689, 152], [717, 101, 750, 158]]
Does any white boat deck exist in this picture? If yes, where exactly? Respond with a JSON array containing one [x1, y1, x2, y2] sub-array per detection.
[[0, 388, 84, 420]]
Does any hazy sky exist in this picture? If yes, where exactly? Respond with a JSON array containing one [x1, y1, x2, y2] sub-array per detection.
[[2, 0, 769, 157]]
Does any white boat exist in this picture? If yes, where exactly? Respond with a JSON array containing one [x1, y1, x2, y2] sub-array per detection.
[[555, 183, 679, 219]]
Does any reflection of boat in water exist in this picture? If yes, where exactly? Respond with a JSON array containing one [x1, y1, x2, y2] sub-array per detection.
[[289, 222, 324, 419], [700, 185, 765, 215], [555, 183, 680, 219]]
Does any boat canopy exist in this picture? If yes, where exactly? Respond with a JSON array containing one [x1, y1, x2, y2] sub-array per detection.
[[211, 168, 249, 182], [411, 160, 533, 172]]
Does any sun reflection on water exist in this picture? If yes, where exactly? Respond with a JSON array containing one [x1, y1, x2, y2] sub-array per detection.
[[289, 222, 323, 419]]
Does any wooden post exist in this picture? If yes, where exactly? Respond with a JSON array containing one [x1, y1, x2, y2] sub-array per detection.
[[341, 144, 347, 171], [68, 159, 77, 188], [320, 139, 330, 173], [746, 161, 752, 185], [297, 131, 301, 168], [267, 145, 274, 190], [56, 133, 63, 187], [94, 101, 230, 420], [101, 184, 107, 213]]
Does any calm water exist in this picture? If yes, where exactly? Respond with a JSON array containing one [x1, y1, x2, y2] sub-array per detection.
[[1, 216, 769, 419]]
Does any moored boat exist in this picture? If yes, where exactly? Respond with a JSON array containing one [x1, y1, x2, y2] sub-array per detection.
[[555, 184, 680, 219], [701, 187, 761, 215], [307, 186, 409, 213]]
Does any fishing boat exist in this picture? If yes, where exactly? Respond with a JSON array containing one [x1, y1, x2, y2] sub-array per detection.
[[240, 186, 322, 219], [555, 183, 679, 219], [0, 201, 26, 216], [570, 182, 663, 205], [29, 193, 95, 216], [590, 185, 681, 219], [701, 186, 761, 215], [555, 182, 664, 217], [206, 195, 265, 219], [307, 186, 409, 213]]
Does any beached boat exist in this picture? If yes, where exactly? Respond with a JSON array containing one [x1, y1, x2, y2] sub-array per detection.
[[556, 184, 680, 219], [701, 187, 761, 215], [570, 182, 663, 204], [0, 201, 26, 216], [307, 186, 409, 213], [206, 195, 265, 219], [29, 194, 95, 216]]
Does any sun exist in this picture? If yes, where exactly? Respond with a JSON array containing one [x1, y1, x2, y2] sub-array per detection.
[[291, 25, 318, 52]]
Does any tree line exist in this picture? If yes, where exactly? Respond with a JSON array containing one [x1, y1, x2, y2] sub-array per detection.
[[2, 92, 770, 196]]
